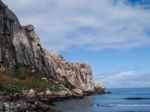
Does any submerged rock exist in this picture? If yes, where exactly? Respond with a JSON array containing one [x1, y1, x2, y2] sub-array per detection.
[[125, 97, 150, 100]]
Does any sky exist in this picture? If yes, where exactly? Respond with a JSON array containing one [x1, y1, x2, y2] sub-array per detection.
[[4, 0, 150, 88]]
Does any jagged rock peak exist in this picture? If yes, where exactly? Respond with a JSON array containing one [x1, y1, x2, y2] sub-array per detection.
[[0, 0, 96, 92]]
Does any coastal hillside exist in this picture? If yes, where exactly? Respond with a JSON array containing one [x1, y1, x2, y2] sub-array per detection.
[[0, 0, 102, 95]]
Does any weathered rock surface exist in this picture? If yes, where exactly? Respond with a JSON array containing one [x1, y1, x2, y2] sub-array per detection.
[[72, 88, 83, 96], [0, 101, 58, 112], [0, 0, 97, 93]]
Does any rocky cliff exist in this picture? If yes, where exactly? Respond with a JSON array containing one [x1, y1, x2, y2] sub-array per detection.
[[0, 0, 95, 92]]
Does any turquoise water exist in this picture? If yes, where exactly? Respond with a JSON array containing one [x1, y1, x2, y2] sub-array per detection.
[[53, 88, 150, 112]]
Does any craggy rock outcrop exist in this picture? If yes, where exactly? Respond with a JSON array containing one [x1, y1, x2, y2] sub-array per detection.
[[0, 1, 96, 92]]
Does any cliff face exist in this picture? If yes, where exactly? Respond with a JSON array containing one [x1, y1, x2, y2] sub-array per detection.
[[0, 1, 94, 92]]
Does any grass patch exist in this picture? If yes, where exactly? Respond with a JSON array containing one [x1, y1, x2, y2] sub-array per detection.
[[0, 68, 64, 94]]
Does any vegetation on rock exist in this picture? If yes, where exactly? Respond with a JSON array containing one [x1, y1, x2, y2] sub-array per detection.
[[0, 68, 64, 93]]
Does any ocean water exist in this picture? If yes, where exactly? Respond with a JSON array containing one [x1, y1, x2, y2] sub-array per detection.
[[53, 88, 150, 112]]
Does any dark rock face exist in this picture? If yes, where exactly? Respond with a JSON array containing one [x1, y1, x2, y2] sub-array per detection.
[[0, 0, 44, 74], [0, 0, 21, 33], [0, 0, 7, 9], [0, 1, 19, 74], [0, 1, 100, 92]]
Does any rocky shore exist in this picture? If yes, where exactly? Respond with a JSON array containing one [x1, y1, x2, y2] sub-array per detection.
[[0, 85, 105, 112]]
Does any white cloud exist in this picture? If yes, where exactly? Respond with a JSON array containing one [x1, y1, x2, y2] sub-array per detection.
[[95, 70, 150, 88], [3, 0, 150, 51]]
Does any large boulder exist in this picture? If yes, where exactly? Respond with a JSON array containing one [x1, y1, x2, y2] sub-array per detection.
[[71, 88, 83, 96], [94, 82, 103, 91], [94, 82, 105, 94]]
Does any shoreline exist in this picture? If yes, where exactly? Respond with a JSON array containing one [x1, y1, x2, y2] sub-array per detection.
[[0, 89, 106, 112]]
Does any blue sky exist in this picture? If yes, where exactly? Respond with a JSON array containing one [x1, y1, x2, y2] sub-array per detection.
[[4, 0, 150, 88]]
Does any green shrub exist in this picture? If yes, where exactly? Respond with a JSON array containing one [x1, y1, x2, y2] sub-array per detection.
[[3, 84, 22, 93]]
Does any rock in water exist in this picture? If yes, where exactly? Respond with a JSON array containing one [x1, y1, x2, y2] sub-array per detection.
[[0, 1, 96, 92]]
